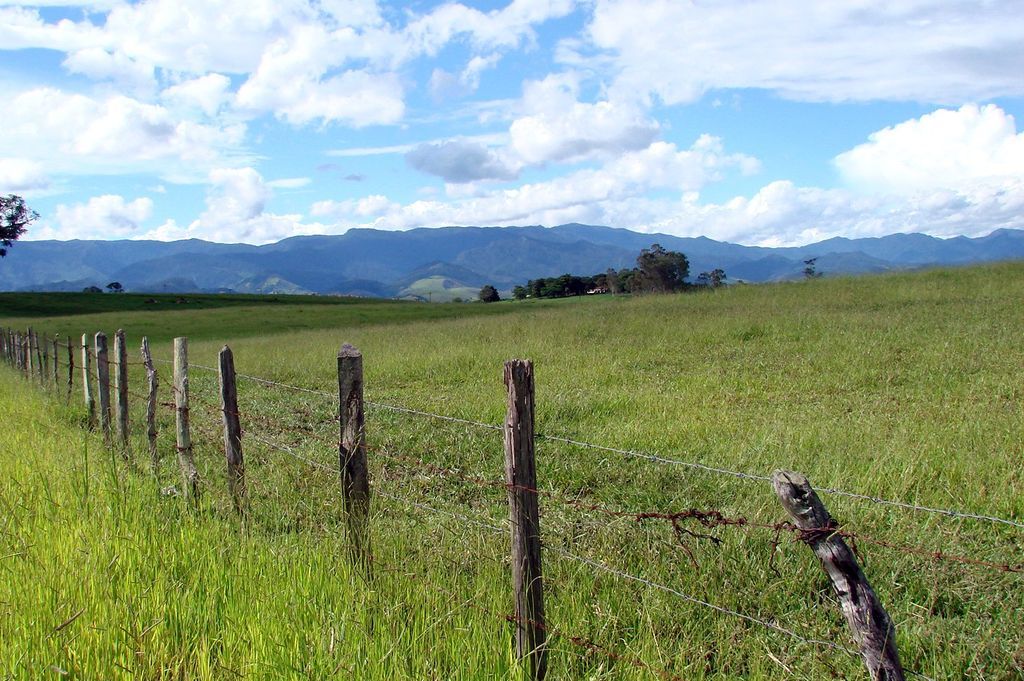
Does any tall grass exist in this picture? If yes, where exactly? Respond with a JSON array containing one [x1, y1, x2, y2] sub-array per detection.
[[3, 263, 1023, 679]]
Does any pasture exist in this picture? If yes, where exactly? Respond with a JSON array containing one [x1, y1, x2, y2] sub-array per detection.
[[2, 263, 1023, 679]]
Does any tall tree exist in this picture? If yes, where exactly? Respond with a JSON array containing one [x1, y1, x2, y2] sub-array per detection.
[[634, 244, 689, 293], [478, 284, 500, 303], [0, 195, 38, 257]]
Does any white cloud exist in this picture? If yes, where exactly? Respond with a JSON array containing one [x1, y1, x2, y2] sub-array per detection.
[[50, 195, 154, 239], [320, 136, 757, 230], [161, 73, 233, 117], [0, 158, 49, 193], [0, 87, 248, 180], [63, 47, 155, 94], [167, 167, 325, 243], [835, 104, 1024, 194], [509, 72, 660, 165], [583, 0, 1024, 105]]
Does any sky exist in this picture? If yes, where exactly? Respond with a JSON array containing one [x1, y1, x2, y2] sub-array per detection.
[[1, 0, 1023, 247]]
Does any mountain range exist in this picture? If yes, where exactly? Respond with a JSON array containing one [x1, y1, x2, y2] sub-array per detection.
[[4, 224, 1024, 300]]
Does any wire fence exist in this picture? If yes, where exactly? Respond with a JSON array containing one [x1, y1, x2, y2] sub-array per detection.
[[2, 325, 1021, 680]]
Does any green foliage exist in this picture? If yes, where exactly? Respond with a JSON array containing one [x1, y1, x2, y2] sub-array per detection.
[[0, 194, 38, 257], [803, 257, 823, 279], [105, 281, 124, 293], [633, 243, 689, 292], [697, 268, 727, 288], [478, 284, 500, 302]]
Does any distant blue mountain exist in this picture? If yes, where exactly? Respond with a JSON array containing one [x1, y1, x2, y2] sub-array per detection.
[[3, 224, 1023, 296]]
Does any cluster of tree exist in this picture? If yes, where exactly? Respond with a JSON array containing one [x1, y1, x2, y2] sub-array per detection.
[[506, 244, 705, 300], [82, 282, 125, 293]]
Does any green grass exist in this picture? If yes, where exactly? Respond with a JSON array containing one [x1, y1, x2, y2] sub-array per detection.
[[2, 263, 1023, 679]]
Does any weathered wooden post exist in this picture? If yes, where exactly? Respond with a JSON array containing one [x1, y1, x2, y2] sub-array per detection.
[[140, 337, 159, 471], [66, 337, 74, 400], [504, 359, 547, 681], [41, 335, 49, 385], [772, 471, 905, 681], [173, 337, 199, 501], [52, 335, 60, 387], [81, 334, 95, 429], [33, 330, 43, 382], [218, 345, 246, 514], [94, 332, 111, 443], [113, 329, 130, 451], [25, 328, 34, 378], [338, 343, 371, 575]]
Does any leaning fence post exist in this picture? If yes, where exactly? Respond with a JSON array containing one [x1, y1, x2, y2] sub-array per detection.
[[95, 332, 111, 443], [41, 335, 49, 385], [114, 329, 130, 452], [772, 470, 905, 681], [173, 337, 199, 502], [218, 345, 246, 514], [504, 359, 547, 681], [26, 328, 34, 378], [81, 334, 96, 429], [338, 343, 371, 575], [141, 337, 159, 471]]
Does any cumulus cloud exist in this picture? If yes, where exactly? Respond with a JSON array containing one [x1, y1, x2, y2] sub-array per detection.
[[583, 0, 1024, 105], [161, 74, 233, 117], [509, 72, 660, 165], [406, 140, 518, 183], [0, 158, 49, 193], [0, 88, 247, 179], [51, 195, 154, 239], [835, 104, 1024, 194], [63, 47, 155, 94], [325, 136, 757, 230]]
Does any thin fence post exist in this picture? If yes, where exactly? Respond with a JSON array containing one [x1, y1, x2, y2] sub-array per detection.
[[218, 345, 246, 515], [26, 328, 34, 378], [34, 330, 43, 382], [504, 359, 547, 681], [338, 343, 371, 575], [173, 337, 199, 501], [52, 335, 59, 387], [772, 470, 905, 681], [66, 337, 74, 401], [141, 337, 159, 471], [95, 332, 111, 443], [41, 334, 49, 385], [81, 334, 95, 429], [114, 329, 130, 452]]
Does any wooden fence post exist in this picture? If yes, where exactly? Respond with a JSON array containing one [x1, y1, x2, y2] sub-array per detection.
[[52, 335, 60, 387], [504, 359, 547, 681], [34, 331, 43, 382], [41, 335, 49, 385], [140, 337, 159, 471], [772, 470, 905, 681], [94, 332, 111, 443], [338, 343, 371, 575], [173, 337, 199, 501], [66, 336, 74, 400], [218, 345, 246, 514], [25, 328, 34, 378], [113, 329, 130, 452], [81, 334, 96, 429]]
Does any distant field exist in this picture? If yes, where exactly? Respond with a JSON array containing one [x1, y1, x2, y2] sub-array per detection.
[[0, 290, 546, 344], [2, 263, 1023, 679]]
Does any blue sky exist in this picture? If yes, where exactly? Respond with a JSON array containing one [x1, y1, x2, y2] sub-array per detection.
[[1, 0, 1022, 246]]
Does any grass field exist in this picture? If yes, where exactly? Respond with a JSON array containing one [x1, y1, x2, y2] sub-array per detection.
[[2, 263, 1023, 679]]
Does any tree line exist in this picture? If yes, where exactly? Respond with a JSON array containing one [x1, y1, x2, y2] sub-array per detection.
[[483, 244, 729, 302]]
